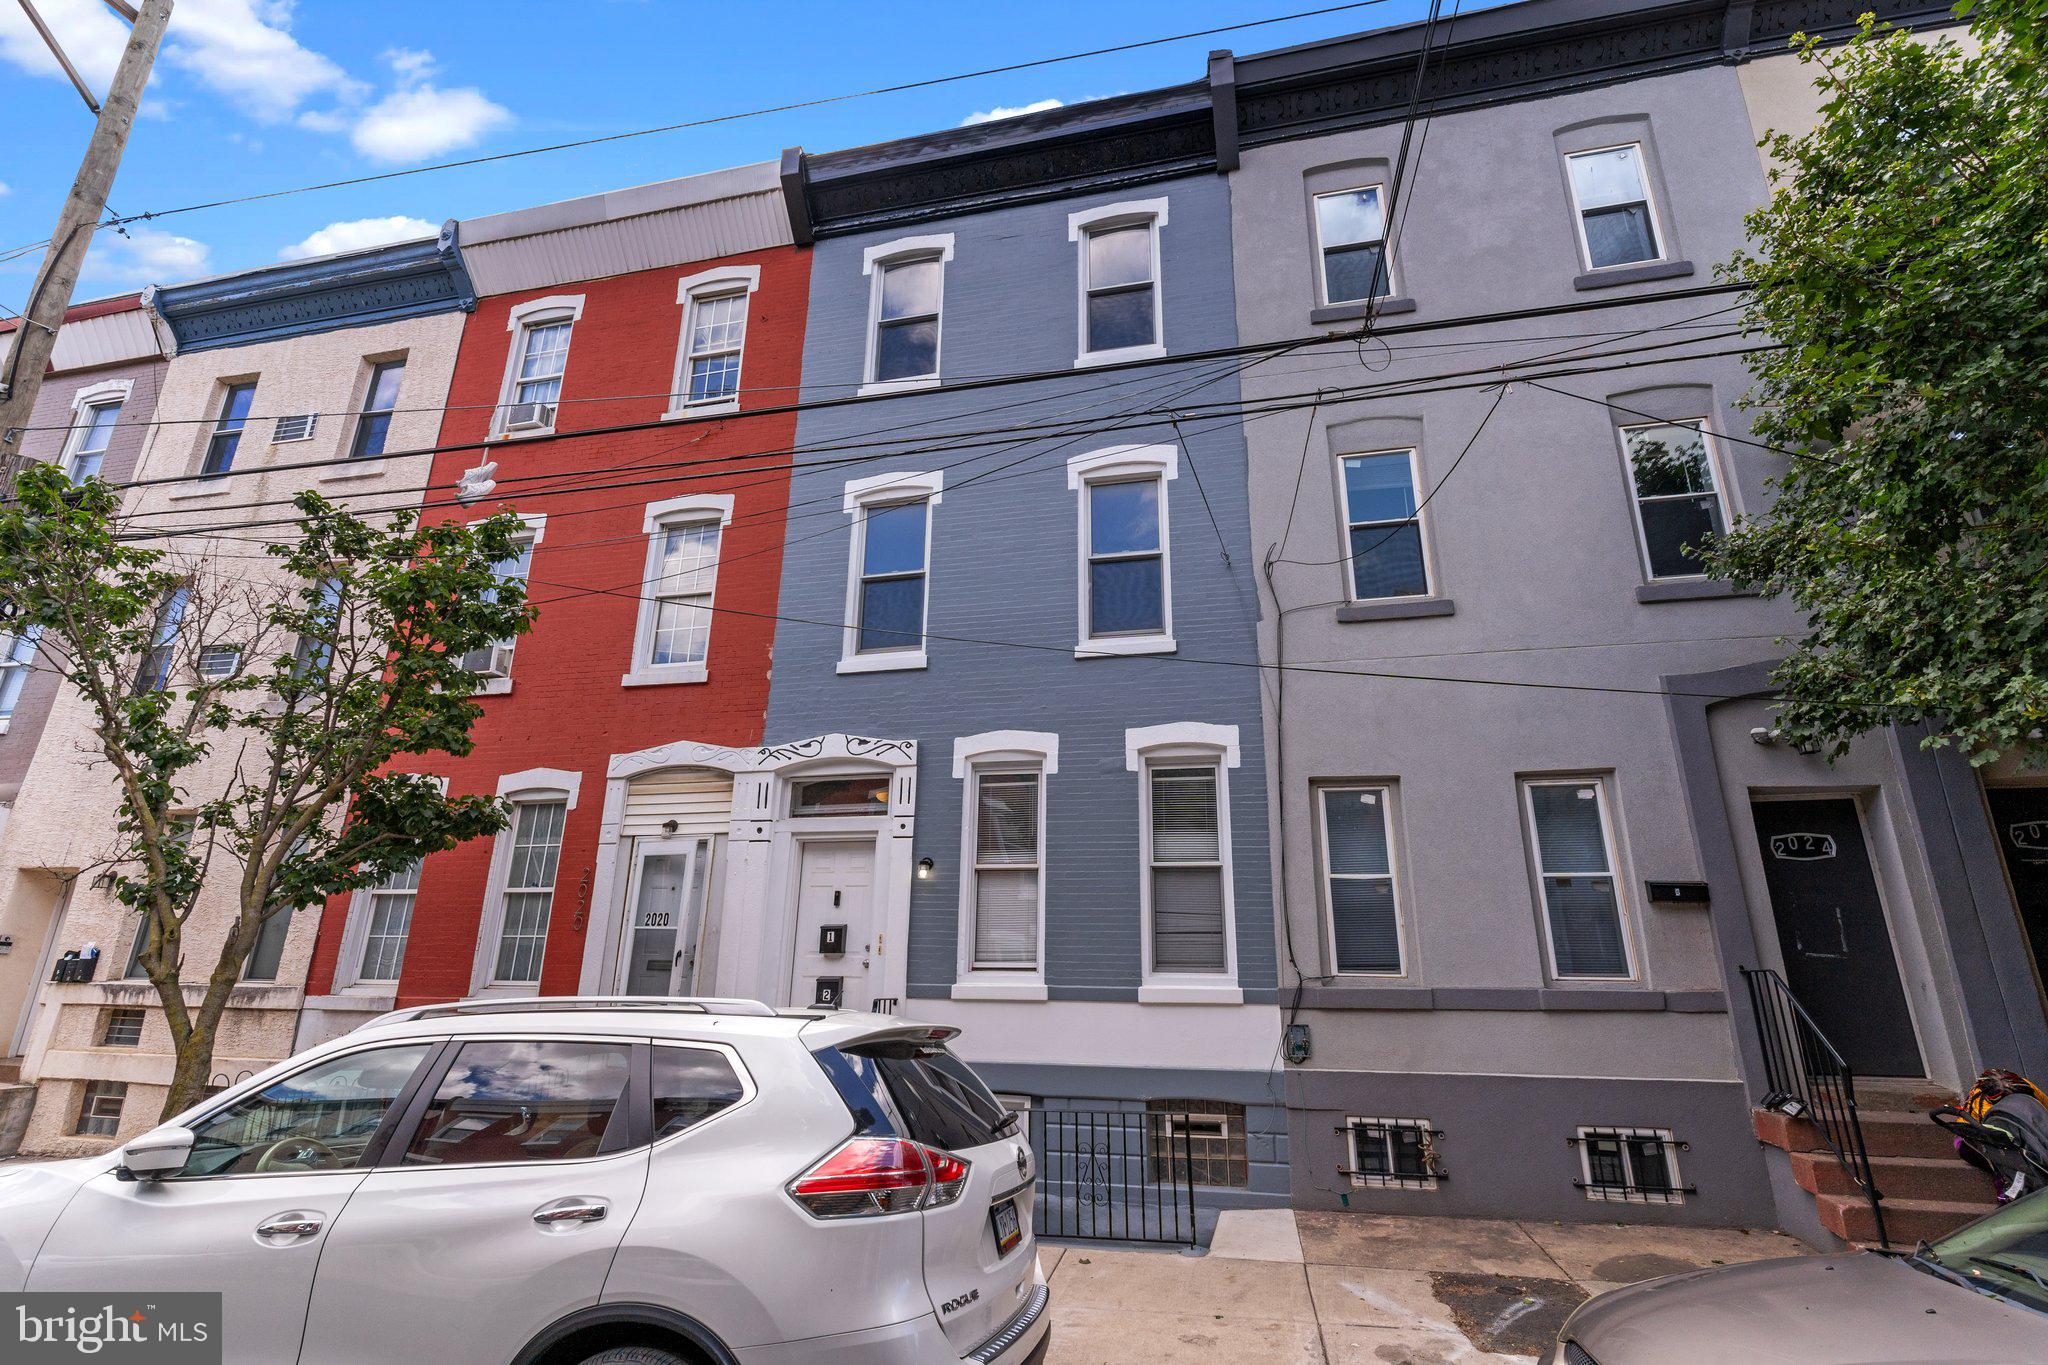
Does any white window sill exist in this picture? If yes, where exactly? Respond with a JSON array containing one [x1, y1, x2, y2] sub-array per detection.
[[858, 375, 941, 398], [1074, 343, 1166, 370], [1076, 635, 1176, 659], [472, 980, 541, 998], [0, 717, 10, 735], [167, 481, 233, 501], [475, 676, 514, 697], [837, 650, 927, 675], [950, 978, 1049, 1002], [491, 427, 555, 442], [621, 663, 708, 687], [1138, 983, 1244, 1005], [314, 462, 390, 485], [660, 399, 740, 421]]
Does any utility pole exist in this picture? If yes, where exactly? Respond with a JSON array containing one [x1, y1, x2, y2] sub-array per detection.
[[0, 0, 174, 497]]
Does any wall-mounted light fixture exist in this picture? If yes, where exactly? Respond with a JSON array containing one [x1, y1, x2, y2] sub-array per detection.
[[916, 856, 935, 881]]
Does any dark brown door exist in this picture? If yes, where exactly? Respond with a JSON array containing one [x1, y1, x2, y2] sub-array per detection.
[[1987, 787, 2048, 1010], [1752, 798, 1923, 1077]]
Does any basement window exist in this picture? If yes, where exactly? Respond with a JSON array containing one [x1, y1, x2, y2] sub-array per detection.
[[75, 1080, 128, 1137], [100, 1007, 145, 1047], [1148, 1099, 1248, 1188], [1345, 1116, 1444, 1191], [1573, 1126, 1689, 1204]]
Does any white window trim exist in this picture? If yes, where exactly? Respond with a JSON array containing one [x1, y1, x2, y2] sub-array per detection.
[[1575, 1125, 1686, 1204], [1617, 418, 1729, 583], [493, 294, 585, 439], [1311, 184, 1395, 306], [838, 469, 943, 674], [334, 776, 446, 991], [1068, 198, 1169, 368], [663, 266, 761, 421], [1521, 776, 1639, 982], [623, 493, 735, 687], [1069, 445, 1177, 657], [59, 378, 132, 480], [1318, 783, 1407, 978], [1564, 142, 1667, 273], [1336, 446, 1435, 604], [1346, 1116, 1442, 1191], [951, 731, 1058, 1000], [470, 769, 582, 995], [1126, 722, 1240, 1004], [860, 235, 954, 397], [476, 514, 545, 696]]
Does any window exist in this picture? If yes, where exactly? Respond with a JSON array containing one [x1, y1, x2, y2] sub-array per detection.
[[1147, 1100, 1248, 1187], [856, 500, 928, 653], [196, 644, 242, 681], [1320, 786, 1402, 975], [0, 626, 40, 720], [652, 1044, 748, 1139], [201, 382, 256, 477], [75, 1080, 128, 1137], [404, 1039, 629, 1166], [356, 861, 421, 983], [496, 297, 583, 433], [1148, 765, 1226, 975], [860, 238, 950, 392], [292, 577, 342, 681], [132, 586, 189, 694], [173, 1044, 432, 1176], [1575, 1126, 1686, 1204], [649, 521, 721, 665], [512, 322, 570, 409], [680, 292, 748, 405], [1071, 446, 1176, 654], [1523, 779, 1634, 979], [1313, 186, 1392, 304], [273, 412, 317, 443], [1071, 202, 1165, 361], [1566, 144, 1662, 269], [1622, 420, 1726, 579], [969, 770, 1042, 969], [100, 1008, 145, 1047], [492, 800, 566, 983], [243, 908, 292, 981], [64, 398, 122, 481], [349, 360, 405, 459], [457, 526, 537, 685], [125, 819, 193, 977], [1347, 1117, 1443, 1190], [790, 776, 889, 817], [1340, 450, 1430, 601]]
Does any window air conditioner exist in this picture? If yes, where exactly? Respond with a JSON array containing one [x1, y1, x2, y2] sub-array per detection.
[[503, 402, 554, 431]]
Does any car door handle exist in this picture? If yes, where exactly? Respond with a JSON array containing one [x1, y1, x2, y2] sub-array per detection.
[[533, 1198, 608, 1226], [256, 1213, 323, 1238]]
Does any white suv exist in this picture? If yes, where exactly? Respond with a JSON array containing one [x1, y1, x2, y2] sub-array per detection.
[[0, 997, 1049, 1365]]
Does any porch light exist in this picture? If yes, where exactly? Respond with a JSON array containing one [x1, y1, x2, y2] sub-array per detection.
[[917, 857, 935, 881]]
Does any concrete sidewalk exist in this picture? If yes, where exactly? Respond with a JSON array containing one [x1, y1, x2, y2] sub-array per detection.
[[1040, 1209, 1811, 1364]]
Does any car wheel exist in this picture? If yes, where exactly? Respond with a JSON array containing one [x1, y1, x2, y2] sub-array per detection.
[[575, 1349, 688, 1365]]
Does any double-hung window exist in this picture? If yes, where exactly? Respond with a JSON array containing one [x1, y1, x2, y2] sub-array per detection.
[[1523, 778, 1634, 980], [64, 398, 122, 481], [840, 471, 940, 672], [969, 769, 1042, 969], [1566, 145, 1663, 270], [1622, 419, 1726, 580], [682, 292, 748, 405], [1148, 764, 1227, 976], [458, 522, 538, 688], [0, 626, 40, 722], [513, 324, 570, 408], [864, 240, 949, 389], [356, 861, 421, 984], [132, 586, 190, 694], [1320, 786, 1402, 975], [201, 382, 256, 477], [628, 496, 731, 686], [492, 799, 567, 985], [1071, 446, 1176, 656], [1313, 186, 1393, 305], [1339, 450, 1430, 601], [497, 297, 583, 434], [1069, 200, 1166, 364], [348, 360, 406, 459]]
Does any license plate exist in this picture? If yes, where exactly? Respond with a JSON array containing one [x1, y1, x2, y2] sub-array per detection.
[[990, 1196, 1022, 1255]]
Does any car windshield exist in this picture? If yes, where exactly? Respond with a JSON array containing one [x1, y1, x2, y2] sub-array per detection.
[[1922, 1189, 2048, 1314]]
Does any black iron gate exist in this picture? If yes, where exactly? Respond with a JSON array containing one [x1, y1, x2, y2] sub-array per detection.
[[1027, 1108, 1199, 1245]]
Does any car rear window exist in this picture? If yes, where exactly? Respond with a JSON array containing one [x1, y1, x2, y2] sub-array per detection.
[[813, 1039, 1016, 1152]]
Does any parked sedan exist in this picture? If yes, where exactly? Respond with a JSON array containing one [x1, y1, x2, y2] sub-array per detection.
[[0, 997, 1049, 1365], [1551, 1190, 2048, 1363]]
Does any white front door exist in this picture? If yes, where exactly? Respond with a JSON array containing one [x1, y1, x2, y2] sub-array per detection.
[[618, 839, 698, 997], [789, 840, 876, 1009]]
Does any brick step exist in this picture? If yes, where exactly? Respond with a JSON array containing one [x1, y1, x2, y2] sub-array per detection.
[[1817, 1194, 1993, 1246], [1789, 1150, 1998, 1204], [1855, 1080, 1957, 1112], [1754, 1107, 1957, 1161]]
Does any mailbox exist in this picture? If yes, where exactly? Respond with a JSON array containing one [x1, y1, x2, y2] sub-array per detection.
[[1645, 880, 1711, 906], [819, 924, 848, 955], [813, 977, 844, 1008]]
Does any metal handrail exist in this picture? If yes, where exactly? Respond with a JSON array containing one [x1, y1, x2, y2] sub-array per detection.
[[1740, 966, 1888, 1247]]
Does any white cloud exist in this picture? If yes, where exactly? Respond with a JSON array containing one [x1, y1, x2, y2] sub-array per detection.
[[0, 181, 10, 196], [349, 82, 511, 164], [84, 228, 212, 286], [162, 0, 363, 123], [962, 98, 1065, 127], [0, 0, 129, 93], [279, 215, 436, 261]]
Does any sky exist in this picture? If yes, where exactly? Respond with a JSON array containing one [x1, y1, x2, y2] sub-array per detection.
[[0, 0, 1499, 305]]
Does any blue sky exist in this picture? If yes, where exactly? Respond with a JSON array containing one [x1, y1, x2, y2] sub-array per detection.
[[0, 0, 1491, 304]]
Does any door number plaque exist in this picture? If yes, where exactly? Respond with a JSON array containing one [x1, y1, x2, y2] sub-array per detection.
[[819, 924, 848, 954], [813, 976, 845, 1008]]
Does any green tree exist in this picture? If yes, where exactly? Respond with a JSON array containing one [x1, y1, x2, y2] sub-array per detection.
[[0, 465, 533, 1116], [1708, 3, 2048, 763]]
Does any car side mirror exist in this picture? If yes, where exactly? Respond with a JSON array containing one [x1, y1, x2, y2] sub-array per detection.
[[117, 1125, 195, 1182]]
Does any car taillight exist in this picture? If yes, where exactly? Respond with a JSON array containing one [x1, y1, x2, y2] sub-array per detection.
[[788, 1136, 972, 1219]]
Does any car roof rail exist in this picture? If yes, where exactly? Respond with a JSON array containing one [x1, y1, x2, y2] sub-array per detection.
[[360, 995, 781, 1029]]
